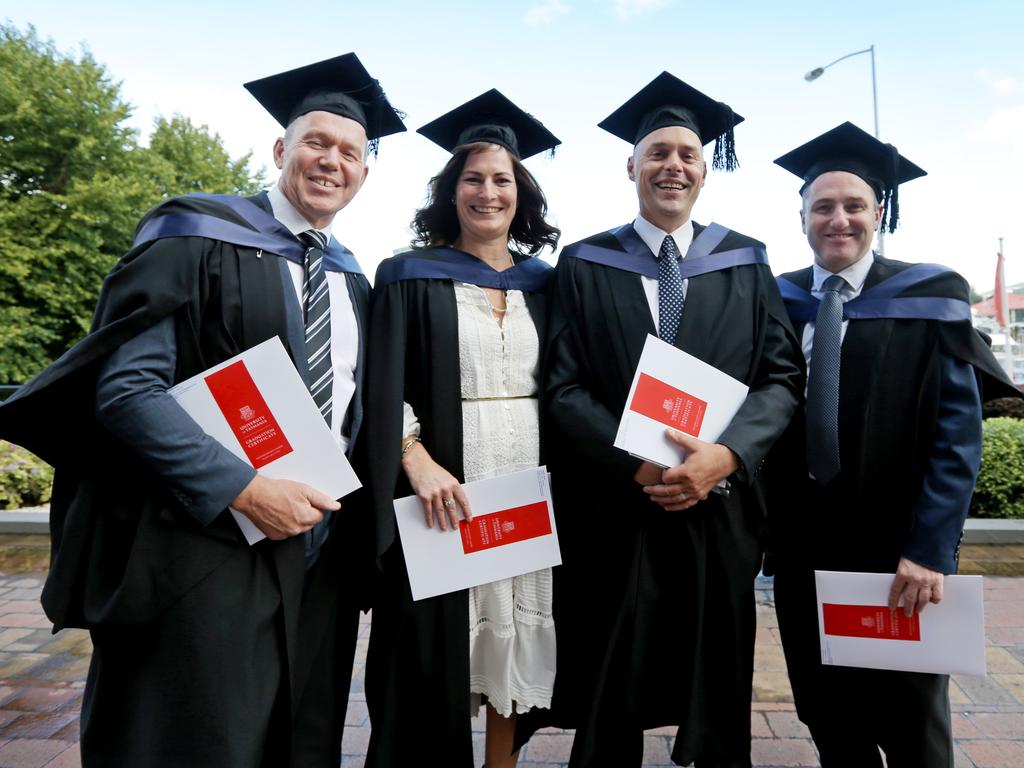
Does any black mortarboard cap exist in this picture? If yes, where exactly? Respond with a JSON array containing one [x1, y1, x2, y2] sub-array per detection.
[[243, 53, 406, 146], [598, 72, 744, 171], [417, 89, 560, 160], [773, 121, 926, 233]]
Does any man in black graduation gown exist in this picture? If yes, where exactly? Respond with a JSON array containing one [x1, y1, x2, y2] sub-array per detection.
[[768, 122, 1020, 768], [0, 54, 405, 767], [528, 73, 804, 767]]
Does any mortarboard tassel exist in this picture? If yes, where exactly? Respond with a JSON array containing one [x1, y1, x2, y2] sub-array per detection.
[[884, 143, 900, 233], [351, 79, 405, 158], [523, 110, 558, 159], [711, 104, 739, 172]]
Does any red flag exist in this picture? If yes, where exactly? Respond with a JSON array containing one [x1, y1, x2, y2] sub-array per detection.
[[995, 250, 1009, 329]]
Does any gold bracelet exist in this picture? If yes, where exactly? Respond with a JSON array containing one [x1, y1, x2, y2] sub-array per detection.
[[401, 436, 421, 456]]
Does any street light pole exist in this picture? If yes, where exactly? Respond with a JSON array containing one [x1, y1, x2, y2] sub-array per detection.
[[998, 237, 1019, 383], [804, 45, 884, 254], [868, 44, 879, 139]]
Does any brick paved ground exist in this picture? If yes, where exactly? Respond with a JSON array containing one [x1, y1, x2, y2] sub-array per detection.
[[1, 563, 1022, 766]]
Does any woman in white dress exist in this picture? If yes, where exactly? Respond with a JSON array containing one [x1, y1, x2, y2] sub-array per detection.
[[364, 90, 561, 768]]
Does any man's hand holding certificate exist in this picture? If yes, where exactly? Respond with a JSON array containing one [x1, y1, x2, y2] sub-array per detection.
[[815, 570, 986, 676], [169, 336, 361, 544], [231, 475, 340, 541], [643, 431, 740, 510], [615, 334, 748, 508]]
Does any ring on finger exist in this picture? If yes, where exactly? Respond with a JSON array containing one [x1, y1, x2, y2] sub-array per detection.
[[442, 497, 455, 508], [679, 492, 688, 501]]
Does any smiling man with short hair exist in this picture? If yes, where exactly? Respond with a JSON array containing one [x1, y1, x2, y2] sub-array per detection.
[[769, 122, 1018, 768], [517, 73, 804, 768], [273, 110, 371, 229], [0, 53, 404, 767]]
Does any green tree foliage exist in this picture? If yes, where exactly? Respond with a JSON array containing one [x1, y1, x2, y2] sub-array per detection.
[[147, 115, 265, 198], [971, 417, 1024, 519], [0, 24, 265, 383]]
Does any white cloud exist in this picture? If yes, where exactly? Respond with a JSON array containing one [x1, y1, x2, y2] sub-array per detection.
[[525, 0, 571, 25], [971, 103, 1024, 157], [975, 67, 1016, 95], [613, 0, 672, 21], [992, 77, 1016, 95]]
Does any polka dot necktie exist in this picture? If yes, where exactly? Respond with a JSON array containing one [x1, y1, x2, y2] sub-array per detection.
[[300, 229, 332, 427], [805, 274, 847, 484], [656, 235, 684, 344]]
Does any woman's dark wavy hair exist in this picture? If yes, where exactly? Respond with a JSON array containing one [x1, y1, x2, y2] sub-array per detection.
[[411, 142, 560, 256]]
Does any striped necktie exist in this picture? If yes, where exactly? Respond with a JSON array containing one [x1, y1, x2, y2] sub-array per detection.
[[805, 274, 846, 484], [300, 229, 332, 427], [656, 235, 684, 343]]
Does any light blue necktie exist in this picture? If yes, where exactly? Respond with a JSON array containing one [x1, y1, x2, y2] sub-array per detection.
[[656, 235, 684, 343], [806, 274, 846, 484]]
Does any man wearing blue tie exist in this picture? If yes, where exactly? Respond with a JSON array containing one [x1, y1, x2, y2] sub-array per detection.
[[769, 122, 1019, 768], [0, 54, 404, 766], [516, 73, 804, 768]]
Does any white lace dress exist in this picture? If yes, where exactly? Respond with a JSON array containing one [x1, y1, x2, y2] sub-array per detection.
[[455, 282, 556, 718]]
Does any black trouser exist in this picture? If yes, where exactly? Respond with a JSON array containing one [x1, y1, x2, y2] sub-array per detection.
[[288, 524, 363, 768], [774, 566, 953, 768], [82, 532, 360, 768], [567, 729, 750, 768], [82, 544, 286, 768]]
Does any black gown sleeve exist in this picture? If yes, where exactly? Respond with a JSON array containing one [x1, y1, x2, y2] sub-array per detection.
[[544, 257, 645, 480], [363, 278, 411, 561], [94, 315, 255, 524], [716, 268, 805, 480]]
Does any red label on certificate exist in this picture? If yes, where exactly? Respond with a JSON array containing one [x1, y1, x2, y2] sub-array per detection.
[[629, 372, 707, 436], [459, 501, 552, 554], [204, 360, 293, 469], [822, 603, 921, 641]]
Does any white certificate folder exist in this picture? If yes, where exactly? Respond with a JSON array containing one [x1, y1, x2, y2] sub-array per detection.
[[394, 467, 560, 601], [815, 570, 986, 676], [168, 336, 360, 544], [614, 334, 748, 468]]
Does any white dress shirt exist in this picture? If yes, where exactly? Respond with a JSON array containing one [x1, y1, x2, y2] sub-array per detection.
[[268, 185, 359, 454], [632, 215, 695, 334]]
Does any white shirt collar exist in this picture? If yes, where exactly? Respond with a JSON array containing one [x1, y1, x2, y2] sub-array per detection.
[[267, 185, 334, 243], [812, 250, 874, 293], [632, 214, 694, 258]]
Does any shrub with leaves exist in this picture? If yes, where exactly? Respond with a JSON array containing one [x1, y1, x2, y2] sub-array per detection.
[[971, 417, 1024, 519], [0, 440, 53, 510]]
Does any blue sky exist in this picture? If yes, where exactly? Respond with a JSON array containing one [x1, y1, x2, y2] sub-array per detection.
[[5, 0, 1023, 290]]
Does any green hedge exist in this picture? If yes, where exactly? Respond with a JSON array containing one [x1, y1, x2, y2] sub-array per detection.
[[0, 440, 53, 510], [971, 417, 1024, 519]]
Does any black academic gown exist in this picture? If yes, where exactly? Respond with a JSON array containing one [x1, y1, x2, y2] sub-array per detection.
[[362, 250, 549, 768], [517, 223, 804, 768], [768, 255, 1017, 572], [766, 256, 1019, 765], [0, 193, 371, 767]]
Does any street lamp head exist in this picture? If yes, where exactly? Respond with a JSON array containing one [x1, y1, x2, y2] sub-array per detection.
[[804, 68, 824, 82]]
